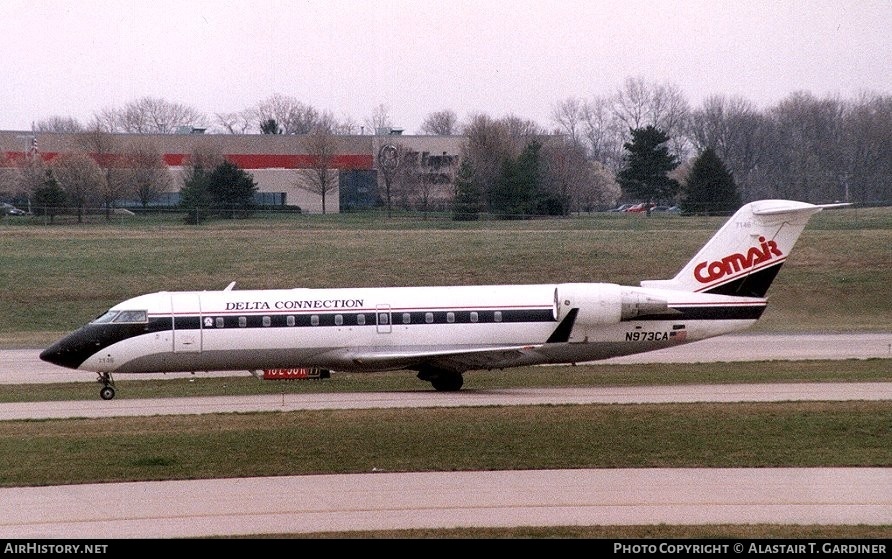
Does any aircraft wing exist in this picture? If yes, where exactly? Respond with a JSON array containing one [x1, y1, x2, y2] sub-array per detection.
[[327, 307, 578, 373], [331, 343, 547, 373]]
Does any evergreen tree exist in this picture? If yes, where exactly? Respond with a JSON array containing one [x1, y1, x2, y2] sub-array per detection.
[[489, 141, 544, 219], [616, 126, 680, 203], [32, 170, 68, 223], [451, 158, 482, 221], [260, 119, 281, 134], [682, 147, 742, 215], [207, 160, 259, 219], [179, 165, 212, 224]]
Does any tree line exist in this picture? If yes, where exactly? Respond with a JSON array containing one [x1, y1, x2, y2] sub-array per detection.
[[3, 76, 890, 219]]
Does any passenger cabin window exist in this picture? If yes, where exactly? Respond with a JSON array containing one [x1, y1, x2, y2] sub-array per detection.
[[357, 314, 366, 325], [239, 316, 247, 328], [425, 312, 433, 324], [494, 311, 502, 322], [447, 312, 455, 323], [402, 313, 411, 324], [262, 316, 271, 327], [311, 315, 320, 326], [215, 317, 224, 328], [470, 312, 479, 323], [287, 316, 295, 327], [378, 313, 389, 325], [335, 314, 343, 326], [114, 310, 148, 323]]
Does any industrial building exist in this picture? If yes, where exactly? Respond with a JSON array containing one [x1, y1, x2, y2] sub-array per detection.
[[0, 129, 465, 213]]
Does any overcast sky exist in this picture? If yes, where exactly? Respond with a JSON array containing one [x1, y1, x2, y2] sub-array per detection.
[[1, 0, 890, 134]]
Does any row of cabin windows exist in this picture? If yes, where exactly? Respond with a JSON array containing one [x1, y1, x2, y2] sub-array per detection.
[[209, 311, 504, 329]]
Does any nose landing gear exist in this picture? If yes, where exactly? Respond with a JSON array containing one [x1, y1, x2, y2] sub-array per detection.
[[97, 372, 116, 400]]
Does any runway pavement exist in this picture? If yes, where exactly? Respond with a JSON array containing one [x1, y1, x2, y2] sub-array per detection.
[[1, 333, 889, 538], [1, 382, 890, 420], [2, 468, 889, 538]]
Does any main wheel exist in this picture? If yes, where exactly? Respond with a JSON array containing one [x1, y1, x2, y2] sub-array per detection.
[[430, 373, 464, 392], [100, 386, 116, 400]]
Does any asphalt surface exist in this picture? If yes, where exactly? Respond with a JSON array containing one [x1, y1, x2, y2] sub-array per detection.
[[3, 468, 889, 539], [1, 333, 890, 538]]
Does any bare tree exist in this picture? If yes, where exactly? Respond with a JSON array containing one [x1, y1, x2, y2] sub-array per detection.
[[580, 96, 626, 173], [366, 104, 393, 134], [501, 114, 546, 138], [184, 141, 225, 174], [611, 76, 691, 161], [541, 136, 594, 213], [14, 157, 47, 198], [254, 94, 321, 134], [459, 113, 516, 213], [688, 95, 766, 201], [117, 139, 173, 208], [75, 128, 129, 220], [51, 152, 104, 222], [392, 146, 419, 210], [333, 114, 359, 135], [611, 76, 653, 130], [419, 110, 458, 135], [764, 91, 847, 203], [843, 92, 892, 203], [550, 98, 585, 146], [0, 154, 21, 199], [376, 142, 401, 217], [93, 96, 207, 133], [32, 116, 84, 133], [304, 117, 339, 214], [215, 110, 255, 134]]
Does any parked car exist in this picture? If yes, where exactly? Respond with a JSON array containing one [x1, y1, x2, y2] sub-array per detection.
[[606, 203, 634, 212], [623, 203, 653, 213], [1, 203, 26, 216]]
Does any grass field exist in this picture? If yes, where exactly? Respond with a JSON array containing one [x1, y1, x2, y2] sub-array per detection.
[[1, 206, 889, 538], [1, 205, 890, 345]]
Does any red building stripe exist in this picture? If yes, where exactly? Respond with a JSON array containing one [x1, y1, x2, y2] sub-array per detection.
[[3, 152, 375, 170]]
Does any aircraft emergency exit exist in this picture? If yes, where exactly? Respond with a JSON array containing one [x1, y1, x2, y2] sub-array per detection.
[[40, 199, 843, 400]]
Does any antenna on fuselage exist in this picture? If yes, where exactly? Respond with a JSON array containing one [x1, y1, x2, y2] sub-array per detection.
[[224, 281, 236, 291]]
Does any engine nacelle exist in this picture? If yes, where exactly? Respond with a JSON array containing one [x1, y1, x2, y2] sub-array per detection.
[[555, 283, 670, 332]]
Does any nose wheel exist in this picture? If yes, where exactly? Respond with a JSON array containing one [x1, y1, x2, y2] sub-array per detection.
[[97, 373, 116, 400]]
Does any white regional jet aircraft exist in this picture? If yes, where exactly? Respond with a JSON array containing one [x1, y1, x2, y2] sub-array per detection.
[[41, 199, 842, 400]]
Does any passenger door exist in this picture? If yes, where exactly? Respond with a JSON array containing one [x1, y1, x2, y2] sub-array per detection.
[[171, 293, 202, 352]]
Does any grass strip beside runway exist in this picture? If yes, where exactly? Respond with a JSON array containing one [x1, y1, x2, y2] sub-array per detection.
[[1, 400, 888, 488]]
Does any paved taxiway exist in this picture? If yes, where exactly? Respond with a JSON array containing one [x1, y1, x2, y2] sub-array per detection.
[[2, 468, 889, 538], [1, 383, 890, 420], [1, 333, 890, 538]]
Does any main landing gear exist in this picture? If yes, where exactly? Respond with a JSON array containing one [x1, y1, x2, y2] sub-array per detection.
[[417, 366, 464, 392], [97, 372, 116, 400]]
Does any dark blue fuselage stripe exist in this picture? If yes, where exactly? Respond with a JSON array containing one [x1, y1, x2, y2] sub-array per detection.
[[639, 305, 766, 321], [173, 308, 555, 330]]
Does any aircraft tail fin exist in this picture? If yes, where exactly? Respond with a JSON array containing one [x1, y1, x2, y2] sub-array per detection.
[[640, 200, 848, 297]]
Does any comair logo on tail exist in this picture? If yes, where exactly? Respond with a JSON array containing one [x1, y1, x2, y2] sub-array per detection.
[[693, 236, 783, 285]]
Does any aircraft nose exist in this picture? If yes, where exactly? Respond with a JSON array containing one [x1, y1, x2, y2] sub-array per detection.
[[39, 336, 92, 370], [39, 343, 71, 368]]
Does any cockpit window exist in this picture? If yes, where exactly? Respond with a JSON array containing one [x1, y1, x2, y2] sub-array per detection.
[[91, 310, 119, 324], [113, 310, 148, 323]]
